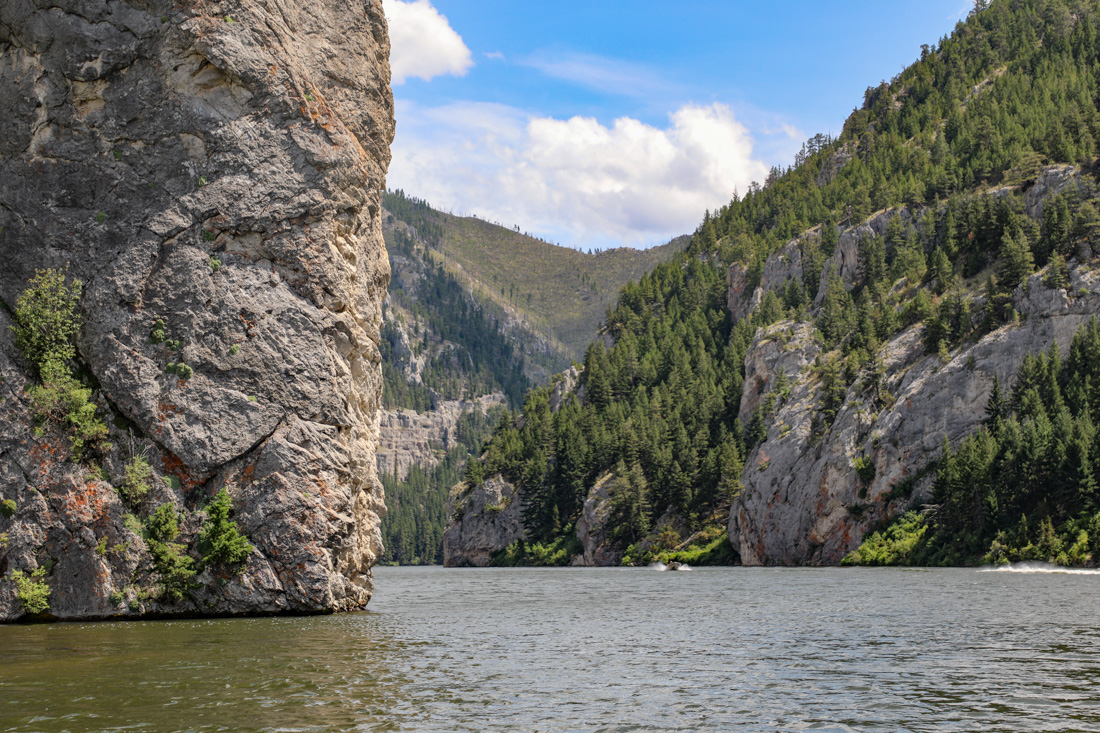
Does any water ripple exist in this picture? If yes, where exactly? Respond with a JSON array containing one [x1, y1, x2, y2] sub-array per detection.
[[1, 567, 1097, 731]]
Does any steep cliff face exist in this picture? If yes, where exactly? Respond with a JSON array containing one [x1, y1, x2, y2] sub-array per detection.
[[377, 394, 506, 480], [0, 0, 394, 619], [443, 475, 524, 567], [726, 170, 1097, 565]]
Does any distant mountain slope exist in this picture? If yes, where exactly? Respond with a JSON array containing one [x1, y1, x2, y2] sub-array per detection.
[[383, 191, 688, 363], [378, 191, 686, 564]]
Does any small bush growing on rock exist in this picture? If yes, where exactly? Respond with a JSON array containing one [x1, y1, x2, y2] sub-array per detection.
[[199, 488, 252, 569], [13, 269, 108, 459], [209, 256, 222, 272], [120, 455, 152, 505], [109, 590, 124, 606], [150, 319, 166, 344], [229, 344, 239, 355], [122, 513, 143, 535], [1, 499, 15, 518], [853, 455, 876, 484], [11, 568, 50, 614], [12, 268, 81, 368], [27, 361, 109, 458], [144, 503, 196, 602]]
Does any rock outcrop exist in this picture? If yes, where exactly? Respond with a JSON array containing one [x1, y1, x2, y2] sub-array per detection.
[[377, 394, 506, 480], [443, 475, 524, 566], [729, 265, 1100, 565], [0, 0, 394, 620], [572, 472, 620, 567]]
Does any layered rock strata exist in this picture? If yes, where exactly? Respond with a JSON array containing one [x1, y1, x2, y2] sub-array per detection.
[[0, 0, 394, 620], [377, 394, 507, 480]]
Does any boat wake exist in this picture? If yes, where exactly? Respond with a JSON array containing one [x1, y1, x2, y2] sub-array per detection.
[[978, 562, 1100, 575], [649, 561, 692, 572]]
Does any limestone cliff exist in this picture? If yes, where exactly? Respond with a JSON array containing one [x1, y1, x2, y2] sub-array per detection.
[[443, 475, 524, 567], [377, 394, 507, 480], [726, 167, 1096, 565], [729, 269, 1100, 564], [0, 0, 394, 620]]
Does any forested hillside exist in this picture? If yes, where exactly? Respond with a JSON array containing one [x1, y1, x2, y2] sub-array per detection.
[[377, 193, 686, 563], [384, 191, 689, 366], [451, 0, 1100, 567]]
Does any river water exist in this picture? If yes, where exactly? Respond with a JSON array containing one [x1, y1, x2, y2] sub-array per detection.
[[1, 565, 1098, 732]]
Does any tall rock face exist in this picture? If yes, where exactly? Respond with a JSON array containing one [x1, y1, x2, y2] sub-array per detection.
[[443, 475, 525, 567], [377, 394, 507, 480], [725, 172, 1098, 565], [0, 0, 394, 619]]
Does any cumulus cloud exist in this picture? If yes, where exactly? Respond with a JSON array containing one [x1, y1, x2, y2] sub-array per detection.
[[389, 101, 770, 247], [386, 0, 473, 84]]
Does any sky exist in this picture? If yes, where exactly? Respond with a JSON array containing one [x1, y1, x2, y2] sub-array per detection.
[[383, 0, 974, 250]]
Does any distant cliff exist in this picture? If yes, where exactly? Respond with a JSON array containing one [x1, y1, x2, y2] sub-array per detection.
[[0, 0, 394, 620]]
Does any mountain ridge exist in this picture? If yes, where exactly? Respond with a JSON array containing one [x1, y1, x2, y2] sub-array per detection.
[[444, 0, 1100, 569]]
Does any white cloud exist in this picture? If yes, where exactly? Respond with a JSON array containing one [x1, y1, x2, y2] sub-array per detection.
[[385, 0, 473, 84], [389, 101, 770, 247], [523, 51, 671, 98]]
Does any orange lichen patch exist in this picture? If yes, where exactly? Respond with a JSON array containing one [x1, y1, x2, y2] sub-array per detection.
[[237, 311, 257, 337], [156, 398, 185, 422], [28, 432, 71, 475], [160, 451, 209, 493], [240, 463, 256, 486], [57, 482, 112, 526]]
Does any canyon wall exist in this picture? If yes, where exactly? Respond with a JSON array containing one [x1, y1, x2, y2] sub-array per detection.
[[0, 0, 394, 619]]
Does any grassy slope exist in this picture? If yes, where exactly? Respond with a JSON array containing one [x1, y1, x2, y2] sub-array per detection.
[[385, 194, 688, 361]]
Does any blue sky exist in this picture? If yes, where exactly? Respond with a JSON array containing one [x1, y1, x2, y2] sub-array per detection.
[[384, 1, 973, 249]]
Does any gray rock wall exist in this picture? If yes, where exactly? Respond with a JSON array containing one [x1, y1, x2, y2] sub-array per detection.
[[0, 0, 394, 620], [377, 394, 506, 481], [443, 475, 525, 567], [729, 267, 1100, 565]]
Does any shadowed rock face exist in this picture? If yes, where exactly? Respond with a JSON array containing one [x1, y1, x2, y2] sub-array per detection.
[[443, 475, 525, 567], [0, 0, 394, 620]]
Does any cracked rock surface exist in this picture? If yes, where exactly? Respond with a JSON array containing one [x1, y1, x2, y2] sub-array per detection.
[[0, 0, 394, 620]]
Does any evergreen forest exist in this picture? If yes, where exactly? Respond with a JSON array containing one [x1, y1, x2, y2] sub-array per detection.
[[460, 0, 1100, 566]]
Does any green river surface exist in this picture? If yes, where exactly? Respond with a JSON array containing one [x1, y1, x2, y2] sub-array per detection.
[[1, 565, 1099, 732]]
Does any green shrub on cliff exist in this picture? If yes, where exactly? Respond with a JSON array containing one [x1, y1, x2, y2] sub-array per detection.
[[145, 503, 196, 601], [198, 488, 252, 569], [12, 268, 107, 459], [119, 456, 151, 505], [1, 499, 15, 518], [11, 567, 50, 614], [11, 268, 81, 368]]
